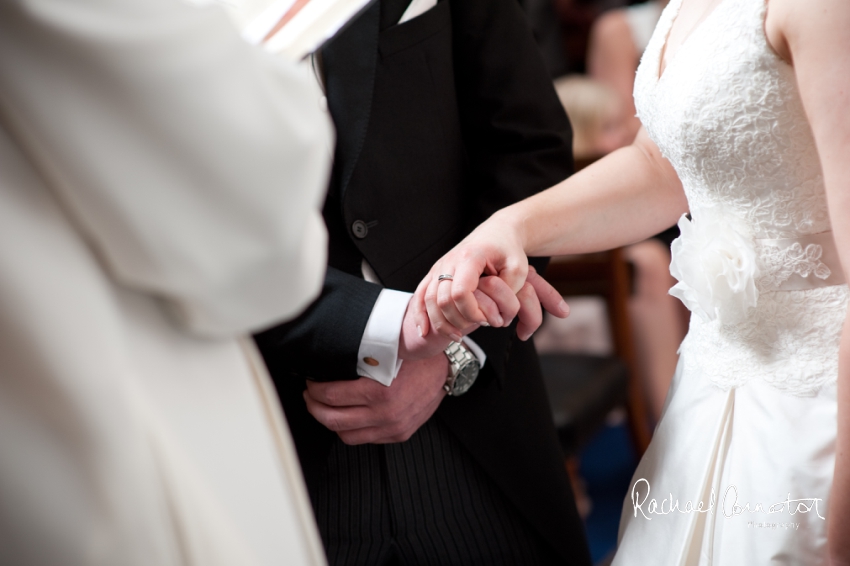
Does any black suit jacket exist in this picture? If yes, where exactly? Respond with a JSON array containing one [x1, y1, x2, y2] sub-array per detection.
[[255, 0, 590, 563]]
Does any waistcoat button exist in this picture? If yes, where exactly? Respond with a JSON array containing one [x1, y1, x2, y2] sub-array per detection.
[[352, 220, 369, 239]]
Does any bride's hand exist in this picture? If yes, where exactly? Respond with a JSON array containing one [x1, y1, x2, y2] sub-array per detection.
[[410, 214, 569, 340]]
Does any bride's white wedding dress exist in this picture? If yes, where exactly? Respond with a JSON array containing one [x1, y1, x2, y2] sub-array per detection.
[[613, 0, 848, 563]]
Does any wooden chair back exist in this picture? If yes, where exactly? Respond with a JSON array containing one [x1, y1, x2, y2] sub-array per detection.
[[543, 250, 652, 456]]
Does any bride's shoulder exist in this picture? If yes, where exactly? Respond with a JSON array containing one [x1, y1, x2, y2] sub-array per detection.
[[764, 0, 850, 66]]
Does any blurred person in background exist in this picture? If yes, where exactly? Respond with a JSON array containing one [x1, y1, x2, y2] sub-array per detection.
[[552, 75, 686, 422], [587, 0, 670, 141], [0, 0, 334, 564], [554, 76, 631, 162], [549, 0, 633, 75]]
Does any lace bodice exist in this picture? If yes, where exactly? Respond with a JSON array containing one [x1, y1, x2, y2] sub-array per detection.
[[634, 0, 848, 395]]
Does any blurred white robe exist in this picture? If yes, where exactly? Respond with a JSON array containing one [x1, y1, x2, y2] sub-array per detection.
[[0, 0, 333, 564]]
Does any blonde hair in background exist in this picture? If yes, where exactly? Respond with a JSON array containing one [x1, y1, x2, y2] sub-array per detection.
[[554, 75, 624, 160]]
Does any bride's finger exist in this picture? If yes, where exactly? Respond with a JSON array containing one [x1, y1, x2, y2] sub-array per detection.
[[446, 255, 489, 324], [472, 289, 501, 327], [498, 255, 530, 294], [437, 278, 482, 331], [425, 277, 464, 341], [477, 276, 521, 326], [526, 266, 570, 318]]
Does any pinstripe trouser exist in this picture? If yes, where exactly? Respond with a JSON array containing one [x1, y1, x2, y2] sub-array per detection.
[[308, 417, 563, 566]]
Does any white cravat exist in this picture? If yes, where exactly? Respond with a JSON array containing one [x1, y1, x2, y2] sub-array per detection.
[[398, 0, 436, 23]]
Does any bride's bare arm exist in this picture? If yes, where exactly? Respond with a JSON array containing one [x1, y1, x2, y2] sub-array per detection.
[[507, 124, 687, 258], [412, 127, 688, 336], [767, 0, 850, 563]]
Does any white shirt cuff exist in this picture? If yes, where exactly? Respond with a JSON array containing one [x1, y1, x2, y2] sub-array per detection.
[[399, 0, 437, 23], [356, 289, 412, 386], [356, 293, 489, 388]]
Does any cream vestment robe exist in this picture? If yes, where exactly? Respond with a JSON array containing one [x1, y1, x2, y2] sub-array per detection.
[[0, 1, 333, 564]]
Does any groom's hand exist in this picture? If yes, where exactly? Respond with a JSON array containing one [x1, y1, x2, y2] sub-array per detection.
[[304, 354, 449, 445]]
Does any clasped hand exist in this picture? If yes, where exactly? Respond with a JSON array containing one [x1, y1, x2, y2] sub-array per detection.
[[305, 353, 449, 445], [305, 218, 569, 445], [304, 298, 464, 445], [410, 217, 570, 341]]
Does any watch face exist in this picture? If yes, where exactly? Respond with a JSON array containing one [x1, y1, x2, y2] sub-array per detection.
[[451, 361, 480, 396]]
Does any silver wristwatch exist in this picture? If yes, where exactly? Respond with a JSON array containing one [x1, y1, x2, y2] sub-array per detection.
[[443, 341, 480, 396]]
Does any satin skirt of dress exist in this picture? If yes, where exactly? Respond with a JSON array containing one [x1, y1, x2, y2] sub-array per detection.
[[612, 355, 836, 566]]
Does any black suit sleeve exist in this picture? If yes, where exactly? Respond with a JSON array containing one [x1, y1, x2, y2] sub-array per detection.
[[449, 0, 573, 380], [254, 267, 382, 382], [450, 0, 574, 229]]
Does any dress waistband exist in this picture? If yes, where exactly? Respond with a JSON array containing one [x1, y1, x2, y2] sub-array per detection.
[[668, 212, 845, 325], [755, 231, 845, 291]]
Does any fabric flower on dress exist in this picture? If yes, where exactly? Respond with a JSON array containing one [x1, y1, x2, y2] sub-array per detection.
[[669, 210, 761, 325]]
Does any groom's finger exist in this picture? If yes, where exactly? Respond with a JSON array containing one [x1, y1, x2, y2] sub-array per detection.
[[306, 377, 374, 407], [527, 266, 570, 318], [411, 273, 434, 338], [515, 282, 543, 341], [340, 388, 445, 445], [303, 395, 379, 432]]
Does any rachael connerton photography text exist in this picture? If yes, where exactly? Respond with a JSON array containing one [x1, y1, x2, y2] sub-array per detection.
[[630, 479, 826, 521]]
